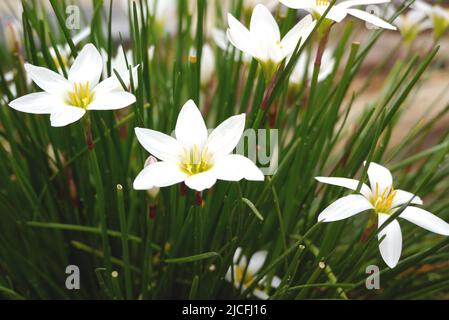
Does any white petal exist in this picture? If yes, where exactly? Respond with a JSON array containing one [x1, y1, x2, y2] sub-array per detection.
[[250, 4, 280, 42], [134, 127, 182, 163], [68, 43, 103, 87], [337, 0, 392, 9], [233, 247, 245, 264], [71, 27, 91, 46], [248, 250, 267, 274], [271, 276, 281, 288], [184, 170, 217, 191], [225, 266, 234, 283], [318, 194, 373, 222], [281, 15, 315, 57], [378, 214, 402, 268], [213, 154, 265, 182], [175, 100, 208, 149], [366, 162, 393, 195], [133, 161, 188, 189], [319, 7, 349, 23], [400, 207, 449, 236], [391, 190, 423, 208], [279, 0, 314, 9], [87, 91, 135, 110], [94, 66, 138, 94], [347, 8, 397, 30], [200, 44, 215, 85], [24, 63, 71, 94], [227, 14, 254, 56], [207, 114, 245, 158], [9, 92, 61, 114], [315, 177, 372, 199], [50, 106, 86, 127]]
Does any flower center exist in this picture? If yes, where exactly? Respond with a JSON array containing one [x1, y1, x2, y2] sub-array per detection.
[[179, 144, 213, 175], [66, 82, 94, 109], [235, 266, 255, 288], [370, 183, 397, 214]]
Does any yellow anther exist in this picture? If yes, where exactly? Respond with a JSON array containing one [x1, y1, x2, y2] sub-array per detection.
[[66, 81, 94, 109], [371, 184, 397, 214], [235, 266, 255, 288], [316, 0, 330, 6], [179, 144, 213, 175]]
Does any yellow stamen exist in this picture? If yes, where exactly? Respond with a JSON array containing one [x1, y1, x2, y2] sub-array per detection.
[[179, 144, 213, 175], [66, 81, 94, 109], [370, 182, 397, 214], [316, 0, 330, 6], [235, 266, 255, 288]]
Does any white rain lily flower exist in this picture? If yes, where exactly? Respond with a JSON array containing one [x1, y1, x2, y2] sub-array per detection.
[[133, 100, 264, 192], [280, 0, 396, 30], [389, 6, 432, 43], [225, 247, 281, 300], [413, 1, 449, 40], [289, 48, 335, 85], [316, 161, 449, 268], [227, 4, 315, 77], [8, 43, 136, 127], [189, 44, 215, 87]]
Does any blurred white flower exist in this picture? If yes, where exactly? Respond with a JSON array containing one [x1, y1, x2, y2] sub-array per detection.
[[9, 44, 136, 127], [190, 44, 216, 87], [280, 0, 396, 30], [389, 5, 432, 43], [133, 100, 264, 192], [144, 156, 161, 199], [316, 162, 449, 268], [413, 0, 449, 40], [4, 21, 21, 53], [226, 247, 281, 300], [227, 4, 315, 77], [289, 49, 335, 85]]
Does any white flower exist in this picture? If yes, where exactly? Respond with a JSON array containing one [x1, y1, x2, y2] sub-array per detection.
[[316, 162, 449, 268], [225, 247, 281, 300], [190, 44, 215, 87], [8, 43, 136, 127], [389, 6, 432, 43], [289, 48, 335, 85], [413, 0, 449, 40], [227, 4, 315, 76], [133, 100, 264, 192], [280, 0, 396, 30]]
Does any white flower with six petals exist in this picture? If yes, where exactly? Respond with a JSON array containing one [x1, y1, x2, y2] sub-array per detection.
[[227, 4, 316, 76], [8, 43, 136, 127], [280, 0, 396, 30], [133, 100, 264, 192], [316, 162, 449, 268], [225, 247, 281, 300]]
